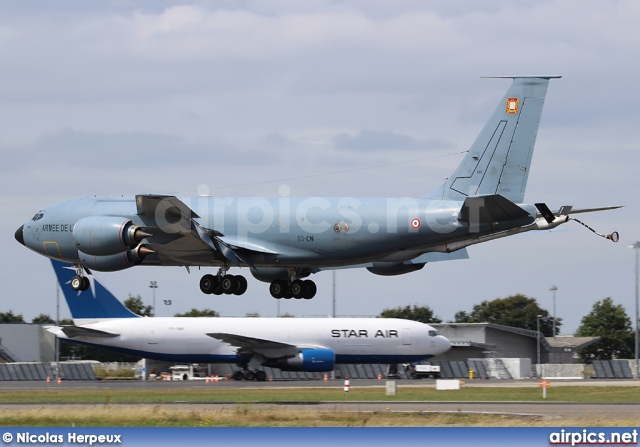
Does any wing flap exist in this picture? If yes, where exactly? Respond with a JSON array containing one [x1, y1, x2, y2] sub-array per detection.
[[217, 236, 279, 255]]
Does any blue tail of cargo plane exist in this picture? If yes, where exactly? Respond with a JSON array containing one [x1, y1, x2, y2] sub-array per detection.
[[52, 259, 138, 320]]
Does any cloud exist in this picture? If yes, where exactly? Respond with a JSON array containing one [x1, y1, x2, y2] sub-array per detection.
[[1, 0, 639, 334]]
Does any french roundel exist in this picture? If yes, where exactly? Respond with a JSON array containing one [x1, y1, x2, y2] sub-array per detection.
[[410, 218, 421, 229]]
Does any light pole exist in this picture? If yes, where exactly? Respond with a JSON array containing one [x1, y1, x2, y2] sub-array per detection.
[[537, 314, 542, 378], [149, 281, 157, 317], [550, 285, 558, 339], [630, 242, 640, 379], [55, 280, 60, 380], [332, 271, 336, 318]]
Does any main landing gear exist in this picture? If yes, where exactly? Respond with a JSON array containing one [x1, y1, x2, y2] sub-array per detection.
[[269, 279, 317, 300], [199, 267, 317, 299], [232, 369, 267, 381], [200, 273, 248, 296]]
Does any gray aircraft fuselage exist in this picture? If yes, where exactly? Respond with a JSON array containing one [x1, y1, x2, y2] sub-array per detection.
[[20, 195, 536, 268]]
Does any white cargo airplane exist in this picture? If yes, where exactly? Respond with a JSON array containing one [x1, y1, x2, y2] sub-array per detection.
[[47, 259, 451, 380]]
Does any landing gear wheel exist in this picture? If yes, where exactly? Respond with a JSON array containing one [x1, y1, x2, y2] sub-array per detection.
[[303, 280, 317, 299], [232, 370, 244, 381], [80, 276, 90, 291], [220, 275, 237, 295], [71, 276, 84, 291], [200, 274, 218, 294], [255, 370, 267, 382], [270, 280, 287, 299], [242, 370, 255, 381], [234, 275, 248, 295], [291, 280, 309, 299]]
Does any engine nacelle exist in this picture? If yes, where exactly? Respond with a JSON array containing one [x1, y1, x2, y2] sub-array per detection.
[[264, 348, 335, 372], [78, 246, 153, 272], [73, 216, 151, 256], [366, 262, 425, 276]]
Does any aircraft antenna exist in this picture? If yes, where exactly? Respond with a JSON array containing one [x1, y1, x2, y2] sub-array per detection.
[[176, 150, 468, 193]]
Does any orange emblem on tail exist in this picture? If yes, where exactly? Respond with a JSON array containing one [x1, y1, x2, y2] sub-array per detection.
[[506, 97, 519, 114]]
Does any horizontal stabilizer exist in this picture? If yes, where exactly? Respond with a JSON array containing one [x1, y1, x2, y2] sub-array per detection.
[[553, 205, 622, 216], [459, 195, 530, 224], [60, 326, 120, 338], [535, 204, 623, 221]]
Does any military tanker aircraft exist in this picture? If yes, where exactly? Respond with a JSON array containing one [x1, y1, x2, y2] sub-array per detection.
[[15, 76, 620, 299]]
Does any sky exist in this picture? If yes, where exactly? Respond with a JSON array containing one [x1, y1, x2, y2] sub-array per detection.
[[1, 0, 639, 334]]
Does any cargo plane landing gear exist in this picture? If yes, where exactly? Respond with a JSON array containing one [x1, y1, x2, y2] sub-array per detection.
[[232, 369, 267, 381]]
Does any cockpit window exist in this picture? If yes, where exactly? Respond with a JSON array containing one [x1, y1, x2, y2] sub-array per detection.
[[428, 330, 440, 337], [31, 211, 44, 221]]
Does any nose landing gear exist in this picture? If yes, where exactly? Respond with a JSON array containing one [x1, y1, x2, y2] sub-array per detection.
[[70, 264, 90, 292]]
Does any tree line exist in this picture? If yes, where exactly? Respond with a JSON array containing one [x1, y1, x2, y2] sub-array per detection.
[[378, 294, 635, 362], [1, 293, 634, 363]]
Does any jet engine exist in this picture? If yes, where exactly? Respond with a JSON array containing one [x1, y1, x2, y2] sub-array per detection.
[[263, 348, 335, 372], [73, 216, 151, 256], [366, 262, 425, 276], [78, 246, 154, 272]]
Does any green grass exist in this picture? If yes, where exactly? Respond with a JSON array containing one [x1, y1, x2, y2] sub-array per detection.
[[1, 385, 639, 404]]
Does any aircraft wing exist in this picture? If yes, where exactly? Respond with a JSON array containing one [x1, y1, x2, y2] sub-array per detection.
[[207, 332, 295, 350], [47, 325, 120, 339], [207, 332, 321, 357], [135, 194, 277, 267]]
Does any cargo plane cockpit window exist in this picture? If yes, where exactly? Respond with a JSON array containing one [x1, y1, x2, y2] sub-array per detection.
[[31, 212, 44, 221]]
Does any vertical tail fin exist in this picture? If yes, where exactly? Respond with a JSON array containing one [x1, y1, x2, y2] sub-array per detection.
[[51, 260, 139, 322], [428, 76, 561, 202]]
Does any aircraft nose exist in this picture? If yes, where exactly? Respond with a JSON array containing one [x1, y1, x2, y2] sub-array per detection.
[[439, 336, 452, 354], [15, 225, 24, 246]]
